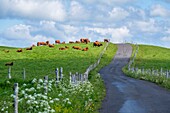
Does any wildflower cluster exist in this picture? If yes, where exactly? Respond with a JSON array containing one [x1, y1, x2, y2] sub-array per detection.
[[1, 77, 95, 113]]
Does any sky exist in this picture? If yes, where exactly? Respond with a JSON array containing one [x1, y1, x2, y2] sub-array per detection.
[[0, 0, 170, 48]]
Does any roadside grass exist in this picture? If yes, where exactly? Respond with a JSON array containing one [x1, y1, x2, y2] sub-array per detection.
[[0, 43, 117, 113], [123, 44, 170, 89]]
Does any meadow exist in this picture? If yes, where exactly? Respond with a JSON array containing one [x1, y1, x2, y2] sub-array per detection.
[[123, 44, 170, 89], [0, 42, 117, 113]]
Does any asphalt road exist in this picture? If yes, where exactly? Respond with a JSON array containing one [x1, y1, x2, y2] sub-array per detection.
[[99, 44, 170, 113]]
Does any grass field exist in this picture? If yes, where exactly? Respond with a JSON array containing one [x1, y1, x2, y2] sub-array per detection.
[[0, 42, 117, 113], [123, 44, 170, 89], [131, 45, 170, 69]]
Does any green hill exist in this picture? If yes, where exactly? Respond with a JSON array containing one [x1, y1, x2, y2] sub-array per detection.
[[0, 42, 117, 113], [123, 44, 170, 90], [133, 45, 170, 69]]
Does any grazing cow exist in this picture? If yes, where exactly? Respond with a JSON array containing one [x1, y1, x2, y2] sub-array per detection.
[[65, 46, 69, 49], [93, 41, 103, 47], [75, 41, 80, 43], [32, 44, 36, 47], [46, 41, 49, 45], [37, 42, 47, 46], [61, 41, 65, 44], [5, 62, 13, 66], [69, 41, 74, 44], [80, 38, 90, 44], [104, 39, 109, 42], [26, 47, 32, 50], [55, 40, 60, 44], [16, 49, 22, 52], [59, 47, 66, 50], [82, 47, 88, 51], [49, 44, 55, 48], [72, 46, 81, 50]]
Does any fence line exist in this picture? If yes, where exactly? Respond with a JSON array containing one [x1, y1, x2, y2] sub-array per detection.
[[84, 42, 109, 76], [128, 43, 139, 71], [14, 83, 18, 113], [128, 67, 170, 78], [127, 44, 170, 79], [69, 42, 109, 85]]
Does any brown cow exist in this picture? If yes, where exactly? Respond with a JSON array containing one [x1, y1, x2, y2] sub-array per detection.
[[80, 38, 90, 44], [32, 44, 36, 47], [59, 47, 66, 50], [61, 41, 65, 44], [82, 47, 88, 51], [46, 41, 49, 45], [17, 49, 22, 52], [75, 41, 80, 43], [5, 62, 13, 66], [104, 39, 109, 42], [26, 47, 32, 50], [37, 42, 47, 46], [65, 46, 69, 49], [49, 44, 55, 48], [72, 46, 81, 50], [55, 40, 60, 44], [93, 41, 102, 47], [69, 41, 74, 44]]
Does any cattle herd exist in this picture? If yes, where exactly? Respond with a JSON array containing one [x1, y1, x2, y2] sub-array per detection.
[[3, 38, 109, 53], [3, 38, 109, 65]]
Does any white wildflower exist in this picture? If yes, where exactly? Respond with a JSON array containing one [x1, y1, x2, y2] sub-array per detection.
[[49, 100, 54, 103], [32, 78, 37, 83], [38, 79, 43, 83], [58, 93, 62, 97]]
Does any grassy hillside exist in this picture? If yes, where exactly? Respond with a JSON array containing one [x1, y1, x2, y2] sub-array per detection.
[[133, 45, 170, 69], [0, 43, 117, 113], [0, 43, 104, 82], [123, 44, 170, 89]]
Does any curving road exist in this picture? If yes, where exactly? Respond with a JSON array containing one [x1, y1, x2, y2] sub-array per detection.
[[99, 44, 170, 113]]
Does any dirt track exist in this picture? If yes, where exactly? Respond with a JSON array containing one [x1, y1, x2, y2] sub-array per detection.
[[99, 44, 170, 113]]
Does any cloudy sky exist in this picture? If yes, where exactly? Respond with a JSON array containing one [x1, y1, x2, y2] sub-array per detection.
[[0, 0, 170, 48]]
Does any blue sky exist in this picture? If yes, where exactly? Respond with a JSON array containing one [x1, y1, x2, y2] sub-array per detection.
[[0, 0, 170, 48]]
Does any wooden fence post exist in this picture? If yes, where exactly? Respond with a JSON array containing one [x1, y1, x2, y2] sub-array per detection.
[[23, 68, 26, 80], [166, 70, 169, 78], [14, 83, 18, 113], [44, 76, 48, 94], [55, 68, 59, 83], [160, 67, 163, 76], [142, 67, 144, 74], [69, 72, 72, 84], [8, 66, 11, 79], [59, 67, 63, 81]]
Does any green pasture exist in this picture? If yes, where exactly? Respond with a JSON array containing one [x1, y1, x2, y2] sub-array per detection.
[[123, 44, 170, 89], [132, 45, 170, 69], [0, 42, 117, 113]]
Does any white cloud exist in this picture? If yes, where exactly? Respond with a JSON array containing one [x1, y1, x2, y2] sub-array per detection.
[[150, 4, 170, 17], [80, 0, 134, 5], [2, 24, 31, 40], [0, 0, 66, 21], [69, 1, 89, 20], [133, 19, 160, 33], [85, 26, 132, 43], [161, 36, 170, 41], [109, 7, 129, 20], [1, 23, 56, 47]]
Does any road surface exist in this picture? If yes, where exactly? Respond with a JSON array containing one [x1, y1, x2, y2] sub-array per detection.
[[99, 44, 170, 113]]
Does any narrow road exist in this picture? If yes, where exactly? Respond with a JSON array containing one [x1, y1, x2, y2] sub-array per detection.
[[99, 44, 170, 113]]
